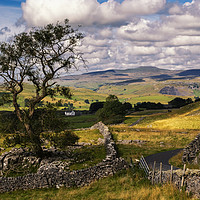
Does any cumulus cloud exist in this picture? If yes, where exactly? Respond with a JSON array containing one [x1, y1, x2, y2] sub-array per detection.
[[7, 0, 198, 72], [22, 0, 166, 26]]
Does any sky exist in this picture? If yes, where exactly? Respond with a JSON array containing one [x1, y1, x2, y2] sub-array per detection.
[[0, 0, 199, 73]]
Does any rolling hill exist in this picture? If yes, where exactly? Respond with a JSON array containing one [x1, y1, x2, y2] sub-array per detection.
[[58, 66, 200, 90]]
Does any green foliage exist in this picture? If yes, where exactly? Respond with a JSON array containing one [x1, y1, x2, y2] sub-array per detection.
[[42, 131, 79, 149], [0, 19, 84, 155], [89, 101, 105, 113], [0, 104, 77, 148], [84, 99, 90, 104], [96, 95, 130, 124], [0, 92, 12, 106], [168, 97, 193, 108]]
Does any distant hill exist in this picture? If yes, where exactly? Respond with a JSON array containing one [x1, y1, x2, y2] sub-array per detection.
[[116, 66, 168, 74], [82, 66, 169, 76], [109, 79, 145, 86], [83, 70, 116, 76], [57, 66, 200, 91], [177, 69, 200, 76]]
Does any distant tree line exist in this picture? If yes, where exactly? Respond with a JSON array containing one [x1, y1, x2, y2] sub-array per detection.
[[134, 97, 195, 111]]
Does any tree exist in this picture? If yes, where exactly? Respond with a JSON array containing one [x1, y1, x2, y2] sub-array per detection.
[[84, 99, 90, 104], [0, 19, 84, 156], [168, 97, 193, 108], [0, 104, 79, 149], [96, 95, 128, 124], [89, 102, 105, 113]]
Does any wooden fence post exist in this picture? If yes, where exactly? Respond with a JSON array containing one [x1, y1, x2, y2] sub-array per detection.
[[152, 161, 156, 185], [181, 164, 186, 189], [130, 157, 133, 168], [160, 162, 162, 183], [170, 165, 173, 184]]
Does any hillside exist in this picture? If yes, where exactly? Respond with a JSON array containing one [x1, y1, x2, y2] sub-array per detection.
[[1, 66, 200, 111], [135, 101, 200, 130], [177, 69, 200, 77], [58, 66, 179, 90]]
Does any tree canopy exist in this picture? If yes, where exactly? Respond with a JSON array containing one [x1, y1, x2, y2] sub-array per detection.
[[96, 95, 132, 124], [0, 19, 84, 156]]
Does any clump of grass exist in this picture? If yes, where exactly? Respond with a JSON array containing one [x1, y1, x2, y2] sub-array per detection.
[[169, 151, 184, 168], [73, 129, 103, 145]]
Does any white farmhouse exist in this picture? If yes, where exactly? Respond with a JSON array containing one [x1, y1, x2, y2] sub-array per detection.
[[65, 111, 76, 116]]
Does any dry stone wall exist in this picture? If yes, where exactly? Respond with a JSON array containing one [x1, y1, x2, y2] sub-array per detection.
[[0, 122, 128, 193], [149, 169, 200, 199], [182, 134, 200, 163]]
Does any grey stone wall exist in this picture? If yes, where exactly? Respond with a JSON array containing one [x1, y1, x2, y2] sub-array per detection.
[[182, 134, 200, 163], [149, 168, 200, 198], [0, 122, 128, 193]]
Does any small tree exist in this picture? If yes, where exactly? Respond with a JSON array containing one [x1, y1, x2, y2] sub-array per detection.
[[96, 95, 127, 124], [0, 19, 84, 156], [89, 101, 105, 113]]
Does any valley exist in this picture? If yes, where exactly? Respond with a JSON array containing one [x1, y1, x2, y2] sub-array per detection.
[[0, 66, 200, 199]]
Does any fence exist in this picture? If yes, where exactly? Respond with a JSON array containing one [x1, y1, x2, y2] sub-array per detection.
[[139, 155, 150, 177], [138, 156, 184, 186]]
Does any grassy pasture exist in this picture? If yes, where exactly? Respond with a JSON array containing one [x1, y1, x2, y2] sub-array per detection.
[[0, 80, 197, 111], [134, 101, 200, 130], [73, 128, 103, 144], [65, 114, 97, 129]]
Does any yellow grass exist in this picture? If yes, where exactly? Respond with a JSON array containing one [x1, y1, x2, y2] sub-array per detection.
[[111, 125, 198, 149], [147, 106, 200, 130], [73, 129, 103, 144]]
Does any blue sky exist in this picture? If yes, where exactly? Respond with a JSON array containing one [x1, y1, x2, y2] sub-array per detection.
[[0, 0, 199, 72]]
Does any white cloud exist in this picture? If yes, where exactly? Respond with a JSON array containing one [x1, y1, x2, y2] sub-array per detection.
[[22, 0, 166, 26], [2, 0, 200, 72], [168, 4, 183, 15]]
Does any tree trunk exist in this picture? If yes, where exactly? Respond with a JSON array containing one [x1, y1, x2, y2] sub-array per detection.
[[24, 123, 43, 157], [13, 93, 43, 157]]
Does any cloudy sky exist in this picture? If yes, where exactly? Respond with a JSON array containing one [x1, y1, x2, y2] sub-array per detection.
[[0, 0, 199, 73]]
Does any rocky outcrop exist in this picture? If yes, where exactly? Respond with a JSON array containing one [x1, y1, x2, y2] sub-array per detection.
[[159, 86, 180, 95], [0, 122, 128, 193], [0, 148, 40, 173]]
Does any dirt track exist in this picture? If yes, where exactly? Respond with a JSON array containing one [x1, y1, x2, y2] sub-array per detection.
[[145, 149, 183, 171]]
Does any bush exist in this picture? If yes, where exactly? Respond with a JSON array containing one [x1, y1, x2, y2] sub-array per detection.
[[89, 102, 105, 113], [42, 131, 79, 149]]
